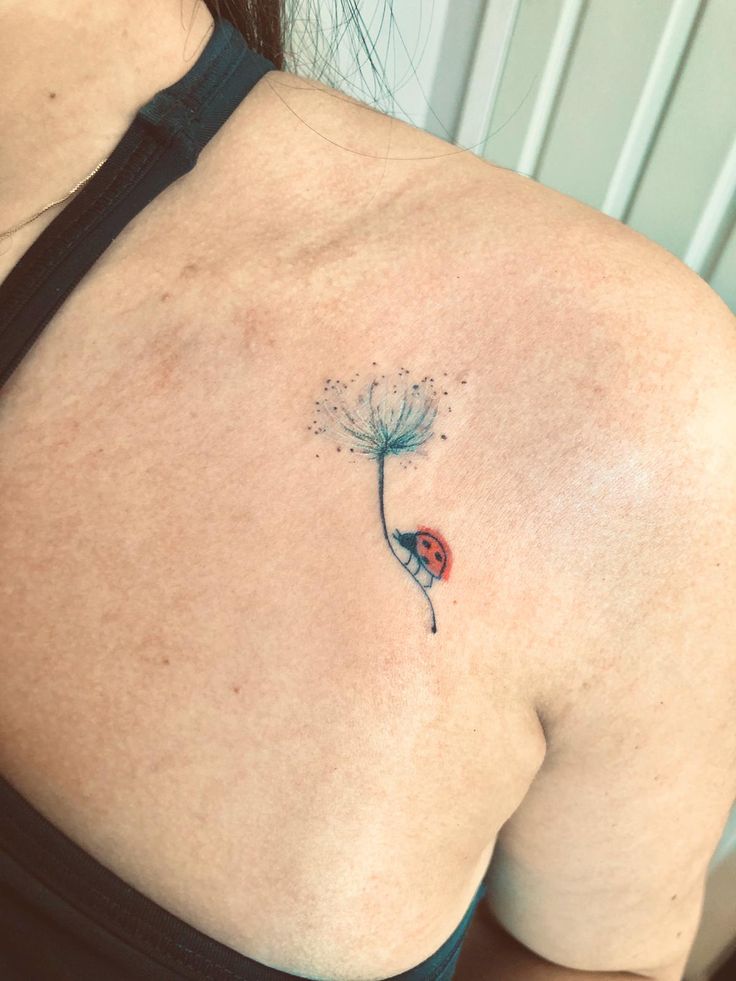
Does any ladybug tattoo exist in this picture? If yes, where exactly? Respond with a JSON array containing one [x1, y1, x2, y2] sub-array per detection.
[[313, 371, 459, 634], [392, 526, 452, 586]]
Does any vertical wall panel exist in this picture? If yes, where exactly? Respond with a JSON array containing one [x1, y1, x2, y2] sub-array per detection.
[[626, 0, 736, 262], [516, 0, 587, 177], [683, 133, 736, 279], [482, 0, 565, 170], [709, 219, 736, 312], [454, 0, 523, 156], [424, 0, 489, 141], [536, 0, 672, 209], [601, 0, 704, 221]]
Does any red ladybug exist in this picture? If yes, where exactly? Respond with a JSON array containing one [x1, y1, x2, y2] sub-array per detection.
[[393, 526, 452, 583]]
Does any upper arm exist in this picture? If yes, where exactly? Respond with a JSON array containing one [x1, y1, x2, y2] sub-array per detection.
[[483, 274, 736, 980]]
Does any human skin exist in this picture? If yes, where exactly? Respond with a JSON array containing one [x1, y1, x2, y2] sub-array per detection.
[[1, 2, 734, 980]]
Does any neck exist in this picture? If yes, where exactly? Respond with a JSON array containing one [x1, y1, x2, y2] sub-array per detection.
[[0, 0, 214, 249]]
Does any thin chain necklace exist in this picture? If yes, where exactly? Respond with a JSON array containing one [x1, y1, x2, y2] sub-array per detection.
[[0, 156, 109, 243]]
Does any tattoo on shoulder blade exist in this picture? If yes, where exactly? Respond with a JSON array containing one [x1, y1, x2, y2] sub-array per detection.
[[309, 367, 462, 635]]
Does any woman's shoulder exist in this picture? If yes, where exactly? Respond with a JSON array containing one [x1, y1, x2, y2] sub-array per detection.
[[254, 68, 729, 342]]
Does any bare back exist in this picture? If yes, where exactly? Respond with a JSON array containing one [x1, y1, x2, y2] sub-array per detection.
[[1, 67, 735, 981]]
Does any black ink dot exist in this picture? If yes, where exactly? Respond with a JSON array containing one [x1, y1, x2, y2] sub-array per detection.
[[315, 454, 319, 458], [372, 361, 377, 366], [349, 448, 354, 452], [49, 91, 56, 99], [434, 552, 442, 561], [336, 447, 341, 452], [443, 391, 448, 395], [441, 434, 447, 440], [461, 380, 467, 384]]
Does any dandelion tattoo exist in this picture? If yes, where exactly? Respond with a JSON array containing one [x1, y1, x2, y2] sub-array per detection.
[[309, 368, 456, 634]]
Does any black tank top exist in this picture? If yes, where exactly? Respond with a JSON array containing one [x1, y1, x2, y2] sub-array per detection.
[[0, 17, 488, 980]]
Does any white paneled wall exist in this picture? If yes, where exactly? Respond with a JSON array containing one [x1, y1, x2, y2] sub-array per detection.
[[290, 2, 736, 978], [291, 0, 736, 309]]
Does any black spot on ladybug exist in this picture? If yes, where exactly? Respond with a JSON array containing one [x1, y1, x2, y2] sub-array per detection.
[[422, 539, 431, 548], [434, 551, 442, 561]]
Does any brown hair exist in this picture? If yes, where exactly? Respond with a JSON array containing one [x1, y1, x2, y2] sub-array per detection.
[[202, 0, 284, 70]]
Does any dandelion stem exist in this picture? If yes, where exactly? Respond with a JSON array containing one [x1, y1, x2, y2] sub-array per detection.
[[377, 453, 437, 634]]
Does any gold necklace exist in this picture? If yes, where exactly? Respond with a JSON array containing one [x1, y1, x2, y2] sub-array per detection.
[[0, 156, 109, 242]]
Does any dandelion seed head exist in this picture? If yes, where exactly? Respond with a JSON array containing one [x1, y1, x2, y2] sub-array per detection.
[[314, 372, 439, 460]]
